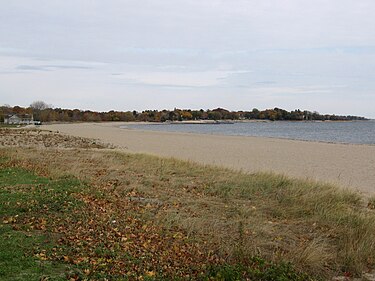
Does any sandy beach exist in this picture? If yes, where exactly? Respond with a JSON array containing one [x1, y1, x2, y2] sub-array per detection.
[[42, 122, 375, 196]]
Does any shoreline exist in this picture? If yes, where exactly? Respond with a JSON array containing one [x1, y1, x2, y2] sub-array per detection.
[[41, 122, 375, 196]]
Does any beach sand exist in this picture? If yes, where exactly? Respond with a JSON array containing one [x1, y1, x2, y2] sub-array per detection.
[[43, 122, 375, 195]]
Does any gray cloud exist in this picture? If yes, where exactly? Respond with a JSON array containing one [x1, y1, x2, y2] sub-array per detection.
[[42, 65, 93, 70], [16, 65, 49, 71], [15, 64, 93, 71]]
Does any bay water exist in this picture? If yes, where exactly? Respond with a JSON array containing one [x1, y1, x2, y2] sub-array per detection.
[[123, 120, 375, 145]]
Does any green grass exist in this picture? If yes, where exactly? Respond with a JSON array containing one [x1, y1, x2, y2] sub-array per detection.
[[0, 225, 68, 281], [0, 166, 82, 280]]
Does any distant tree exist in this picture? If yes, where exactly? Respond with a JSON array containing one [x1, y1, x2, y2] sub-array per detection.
[[312, 111, 324, 120], [12, 106, 26, 114], [290, 109, 304, 120], [168, 111, 178, 121], [2, 104, 12, 118], [180, 110, 193, 120], [0, 107, 5, 123], [30, 101, 50, 111], [30, 101, 51, 121], [72, 109, 82, 121], [252, 108, 260, 119], [191, 110, 203, 120], [138, 112, 149, 122], [0, 104, 367, 123], [208, 111, 222, 120]]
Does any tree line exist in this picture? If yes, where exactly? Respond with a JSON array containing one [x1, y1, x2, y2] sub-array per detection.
[[0, 101, 368, 123]]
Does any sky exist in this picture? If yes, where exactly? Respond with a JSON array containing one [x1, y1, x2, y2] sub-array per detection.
[[1, 0, 375, 118]]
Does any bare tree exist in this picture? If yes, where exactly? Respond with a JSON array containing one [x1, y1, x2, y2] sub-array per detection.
[[30, 101, 50, 110], [30, 101, 52, 122]]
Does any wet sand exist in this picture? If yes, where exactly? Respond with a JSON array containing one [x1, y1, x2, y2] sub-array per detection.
[[43, 122, 375, 195]]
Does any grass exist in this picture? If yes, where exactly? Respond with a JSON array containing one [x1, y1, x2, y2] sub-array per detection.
[[0, 124, 24, 128], [205, 259, 311, 281], [1, 141, 375, 279], [0, 225, 69, 281], [0, 167, 81, 280]]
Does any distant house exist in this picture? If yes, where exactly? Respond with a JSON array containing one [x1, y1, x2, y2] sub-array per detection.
[[4, 114, 35, 125]]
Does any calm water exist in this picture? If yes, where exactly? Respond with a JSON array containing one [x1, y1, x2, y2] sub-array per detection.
[[123, 120, 375, 144]]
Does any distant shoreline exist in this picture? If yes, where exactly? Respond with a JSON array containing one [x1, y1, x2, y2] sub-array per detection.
[[37, 118, 373, 127], [126, 119, 372, 125], [2, 105, 369, 124]]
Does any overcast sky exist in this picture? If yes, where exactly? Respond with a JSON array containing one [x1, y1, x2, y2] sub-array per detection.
[[1, 0, 375, 117]]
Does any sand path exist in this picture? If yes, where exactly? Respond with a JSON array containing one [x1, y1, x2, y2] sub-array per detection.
[[43, 122, 375, 195]]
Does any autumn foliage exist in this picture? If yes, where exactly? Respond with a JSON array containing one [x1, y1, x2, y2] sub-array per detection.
[[0, 104, 367, 123]]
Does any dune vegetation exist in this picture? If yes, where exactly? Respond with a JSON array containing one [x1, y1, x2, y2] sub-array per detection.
[[1, 128, 375, 280]]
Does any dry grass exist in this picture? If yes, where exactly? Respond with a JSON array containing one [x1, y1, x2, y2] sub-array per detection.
[[368, 196, 375, 210], [2, 147, 375, 279], [1, 129, 375, 279]]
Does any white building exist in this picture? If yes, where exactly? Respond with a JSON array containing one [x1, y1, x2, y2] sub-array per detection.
[[4, 114, 34, 125]]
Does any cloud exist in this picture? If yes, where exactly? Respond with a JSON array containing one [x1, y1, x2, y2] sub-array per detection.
[[15, 64, 93, 72], [16, 65, 49, 71], [2, 0, 375, 61], [43, 64, 93, 70], [0, 1, 375, 117], [112, 70, 250, 88]]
